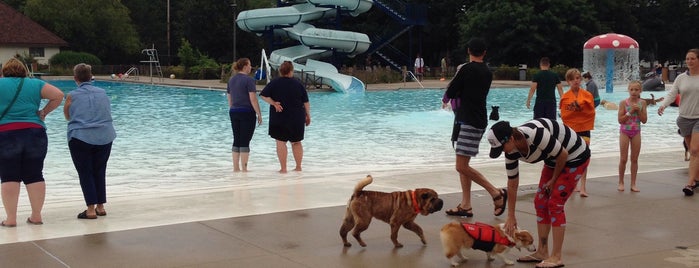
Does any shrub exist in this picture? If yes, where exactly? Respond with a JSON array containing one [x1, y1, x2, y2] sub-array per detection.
[[492, 64, 518, 80], [49, 51, 102, 67]]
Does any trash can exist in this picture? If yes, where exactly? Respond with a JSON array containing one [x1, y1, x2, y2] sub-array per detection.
[[519, 64, 527, 81], [669, 65, 678, 82]]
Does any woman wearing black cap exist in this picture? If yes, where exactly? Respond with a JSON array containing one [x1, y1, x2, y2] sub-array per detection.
[[486, 118, 590, 268]]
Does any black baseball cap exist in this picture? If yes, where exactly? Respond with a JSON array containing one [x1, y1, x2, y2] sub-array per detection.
[[487, 121, 512, 158]]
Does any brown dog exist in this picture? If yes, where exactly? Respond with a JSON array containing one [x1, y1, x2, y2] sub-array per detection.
[[440, 222, 536, 266], [339, 175, 443, 248]]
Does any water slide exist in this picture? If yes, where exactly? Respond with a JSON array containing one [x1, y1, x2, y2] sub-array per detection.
[[236, 0, 373, 93]]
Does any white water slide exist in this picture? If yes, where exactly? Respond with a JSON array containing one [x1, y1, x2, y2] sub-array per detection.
[[236, 0, 373, 93]]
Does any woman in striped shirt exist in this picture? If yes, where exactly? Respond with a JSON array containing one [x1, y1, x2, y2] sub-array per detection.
[[486, 118, 590, 268]]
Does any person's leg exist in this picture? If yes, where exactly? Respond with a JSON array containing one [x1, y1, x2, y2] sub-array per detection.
[[23, 128, 47, 223], [456, 155, 503, 213], [455, 155, 473, 211], [230, 112, 242, 172], [449, 125, 503, 216], [25, 181, 46, 222], [291, 141, 303, 171], [1, 182, 20, 225], [276, 140, 288, 173], [70, 139, 98, 207], [630, 134, 642, 192], [93, 142, 112, 210], [238, 112, 256, 172], [542, 161, 587, 266], [688, 132, 699, 187], [618, 133, 630, 191], [578, 134, 591, 197]]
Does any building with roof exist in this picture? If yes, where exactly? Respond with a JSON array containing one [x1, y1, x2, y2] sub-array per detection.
[[0, 2, 68, 65]]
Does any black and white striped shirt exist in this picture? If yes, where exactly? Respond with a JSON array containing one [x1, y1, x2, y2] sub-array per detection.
[[504, 118, 590, 179]]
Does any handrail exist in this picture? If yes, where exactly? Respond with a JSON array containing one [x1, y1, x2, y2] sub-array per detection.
[[404, 71, 424, 88]]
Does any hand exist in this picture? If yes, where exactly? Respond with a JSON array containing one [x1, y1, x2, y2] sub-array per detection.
[[273, 102, 283, 112], [504, 216, 518, 237], [658, 105, 665, 116], [37, 109, 46, 121], [257, 114, 262, 126], [526, 100, 531, 109], [305, 114, 311, 126]]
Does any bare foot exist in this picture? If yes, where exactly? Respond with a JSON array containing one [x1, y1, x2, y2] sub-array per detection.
[[580, 192, 589, 197], [233, 169, 241, 173], [293, 167, 302, 172], [574, 187, 580, 192], [631, 187, 640, 192], [618, 184, 625, 191], [278, 169, 288, 174]]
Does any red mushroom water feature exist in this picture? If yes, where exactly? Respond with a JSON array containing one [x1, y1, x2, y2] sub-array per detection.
[[583, 33, 640, 93]]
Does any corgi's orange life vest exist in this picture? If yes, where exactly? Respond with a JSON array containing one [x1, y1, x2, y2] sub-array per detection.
[[461, 222, 514, 251]]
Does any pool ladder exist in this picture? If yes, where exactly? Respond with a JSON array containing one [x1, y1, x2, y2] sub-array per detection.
[[404, 71, 424, 88]]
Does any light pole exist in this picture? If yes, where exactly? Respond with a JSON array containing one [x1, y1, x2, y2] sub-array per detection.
[[167, 0, 171, 65], [231, 0, 238, 60]]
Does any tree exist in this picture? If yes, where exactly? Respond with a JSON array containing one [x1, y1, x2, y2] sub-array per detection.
[[23, 0, 141, 63], [458, 0, 600, 67]]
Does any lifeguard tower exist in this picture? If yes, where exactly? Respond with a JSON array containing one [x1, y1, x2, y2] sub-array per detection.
[[141, 46, 163, 84]]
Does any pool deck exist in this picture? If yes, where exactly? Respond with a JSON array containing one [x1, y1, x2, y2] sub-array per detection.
[[1, 78, 696, 267]]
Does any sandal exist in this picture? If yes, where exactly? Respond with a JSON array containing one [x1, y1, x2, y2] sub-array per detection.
[[493, 189, 507, 216], [683, 181, 699, 196], [445, 205, 473, 217], [77, 210, 97, 219]]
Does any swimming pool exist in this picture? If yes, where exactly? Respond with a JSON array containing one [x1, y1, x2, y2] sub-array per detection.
[[39, 81, 679, 202]]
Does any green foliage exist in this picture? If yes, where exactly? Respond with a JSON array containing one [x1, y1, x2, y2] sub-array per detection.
[[458, 0, 599, 67], [177, 39, 198, 69], [492, 65, 519, 80], [24, 0, 141, 63], [49, 51, 102, 67], [177, 38, 220, 79]]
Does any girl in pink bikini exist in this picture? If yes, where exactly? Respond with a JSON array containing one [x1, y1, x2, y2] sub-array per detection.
[[617, 81, 648, 192]]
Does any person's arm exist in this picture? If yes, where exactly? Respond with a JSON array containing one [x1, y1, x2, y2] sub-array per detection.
[[556, 83, 564, 98], [304, 102, 311, 126], [639, 100, 648, 124], [63, 94, 72, 120], [658, 80, 680, 115], [526, 83, 536, 109], [260, 95, 282, 112], [39, 83, 64, 121], [504, 176, 519, 236], [249, 92, 262, 125], [617, 100, 627, 124]]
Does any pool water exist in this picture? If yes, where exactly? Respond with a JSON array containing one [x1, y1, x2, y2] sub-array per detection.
[[40, 81, 680, 202]]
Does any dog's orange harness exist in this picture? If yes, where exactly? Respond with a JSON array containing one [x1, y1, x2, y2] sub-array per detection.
[[409, 190, 420, 213], [461, 222, 514, 251]]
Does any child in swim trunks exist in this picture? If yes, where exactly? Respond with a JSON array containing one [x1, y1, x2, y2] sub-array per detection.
[[617, 81, 648, 192]]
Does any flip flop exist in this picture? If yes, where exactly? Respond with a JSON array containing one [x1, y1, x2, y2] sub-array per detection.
[[535, 260, 565, 268], [26, 217, 43, 225], [445, 205, 473, 217], [493, 188, 507, 216], [517, 254, 543, 263], [0, 221, 16, 227]]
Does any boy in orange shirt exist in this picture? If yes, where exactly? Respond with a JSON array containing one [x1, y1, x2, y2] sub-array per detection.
[[559, 68, 596, 197]]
